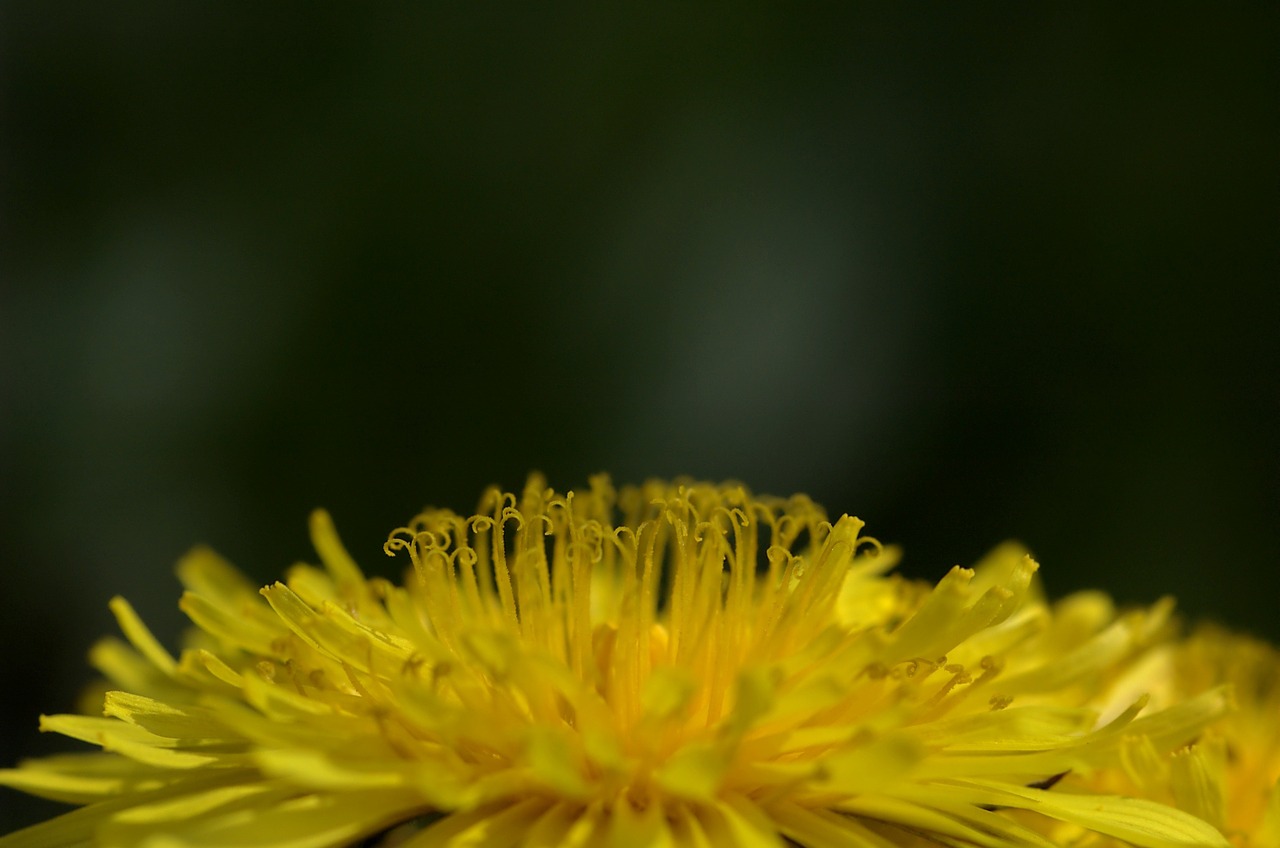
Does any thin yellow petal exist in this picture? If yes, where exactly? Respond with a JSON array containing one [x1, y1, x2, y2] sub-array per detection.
[[714, 795, 786, 848], [768, 802, 900, 848], [175, 547, 258, 604], [178, 590, 284, 657], [134, 789, 426, 848], [107, 597, 176, 676], [958, 781, 1230, 848], [815, 733, 923, 795], [522, 801, 586, 848], [0, 765, 168, 805], [309, 509, 365, 587], [653, 743, 727, 801], [403, 798, 552, 848], [1170, 738, 1226, 831], [1258, 783, 1280, 848], [102, 692, 233, 741], [607, 799, 676, 848], [0, 771, 254, 848]]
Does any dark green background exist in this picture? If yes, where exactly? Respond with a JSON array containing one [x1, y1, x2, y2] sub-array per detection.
[[2, 4, 1277, 834]]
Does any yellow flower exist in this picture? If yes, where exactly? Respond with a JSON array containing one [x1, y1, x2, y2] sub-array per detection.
[[1027, 626, 1280, 848], [0, 476, 1234, 847]]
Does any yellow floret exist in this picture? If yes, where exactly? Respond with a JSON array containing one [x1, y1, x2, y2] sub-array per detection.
[[0, 476, 1240, 848]]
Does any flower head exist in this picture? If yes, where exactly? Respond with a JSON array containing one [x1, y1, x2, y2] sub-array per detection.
[[1031, 626, 1280, 848], [0, 476, 1238, 847]]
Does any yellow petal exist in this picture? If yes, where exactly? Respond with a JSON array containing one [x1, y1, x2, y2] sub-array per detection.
[[710, 795, 786, 848], [175, 547, 258, 604], [607, 799, 675, 848], [957, 781, 1230, 848], [653, 744, 728, 801], [405, 798, 554, 848], [103, 691, 233, 741], [816, 733, 923, 795], [524, 727, 592, 801], [767, 802, 910, 848], [309, 509, 365, 587], [1258, 782, 1280, 848], [133, 788, 427, 848], [88, 637, 169, 695], [522, 802, 586, 848], [0, 770, 253, 848], [1169, 738, 1226, 832], [108, 597, 176, 676], [178, 590, 284, 657], [0, 764, 169, 804]]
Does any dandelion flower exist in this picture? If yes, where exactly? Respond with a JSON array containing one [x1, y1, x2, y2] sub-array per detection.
[[1029, 626, 1280, 847], [0, 476, 1235, 847]]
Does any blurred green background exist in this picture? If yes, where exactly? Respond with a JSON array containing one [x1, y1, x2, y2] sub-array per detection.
[[2, 4, 1277, 834]]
